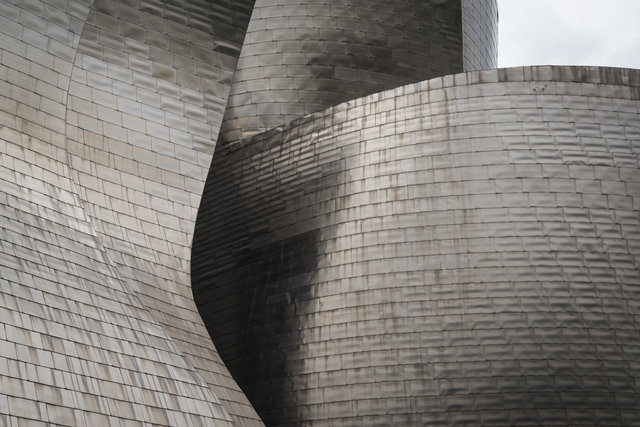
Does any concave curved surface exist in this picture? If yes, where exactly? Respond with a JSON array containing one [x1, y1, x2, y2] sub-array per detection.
[[0, 0, 262, 424]]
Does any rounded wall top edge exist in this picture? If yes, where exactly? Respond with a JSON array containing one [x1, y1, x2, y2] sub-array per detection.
[[361, 64, 640, 101], [218, 64, 640, 152]]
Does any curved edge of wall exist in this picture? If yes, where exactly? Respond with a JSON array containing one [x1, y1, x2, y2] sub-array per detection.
[[218, 0, 500, 146], [193, 65, 640, 425], [0, 0, 263, 425]]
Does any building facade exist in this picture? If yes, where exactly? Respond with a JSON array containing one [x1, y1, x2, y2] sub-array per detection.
[[194, 66, 640, 425], [0, 0, 260, 425], [1, 1, 639, 427]]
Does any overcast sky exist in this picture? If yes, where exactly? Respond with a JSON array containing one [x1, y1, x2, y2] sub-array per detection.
[[497, 0, 640, 69]]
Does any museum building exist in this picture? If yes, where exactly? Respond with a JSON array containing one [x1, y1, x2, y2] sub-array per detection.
[[1, 0, 639, 425]]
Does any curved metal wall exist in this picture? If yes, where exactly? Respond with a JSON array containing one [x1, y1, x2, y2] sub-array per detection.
[[218, 0, 498, 146], [192, 66, 640, 425], [66, 0, 262, 423], [462, 0, 498, 70], [0, 0, 262, 425]]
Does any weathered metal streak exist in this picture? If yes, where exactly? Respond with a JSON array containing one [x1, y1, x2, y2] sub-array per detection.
[[193, 66, 640, 425], [218, 0, 499, 147]]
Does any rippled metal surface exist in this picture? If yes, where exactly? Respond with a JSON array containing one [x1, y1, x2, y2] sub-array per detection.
[[4, 0, 640, 425], [193, 66, 640, 425], [68, 0, 262, 422], [218, 0, 498, 146], [0, 0, 262, 424], [462, 0, 498, 70]]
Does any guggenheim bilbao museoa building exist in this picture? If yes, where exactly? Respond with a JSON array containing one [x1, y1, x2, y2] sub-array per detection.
[[1, 0, 639, 425]]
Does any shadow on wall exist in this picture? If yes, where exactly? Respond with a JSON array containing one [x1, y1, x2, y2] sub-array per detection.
[[192, 125, 342, 422]]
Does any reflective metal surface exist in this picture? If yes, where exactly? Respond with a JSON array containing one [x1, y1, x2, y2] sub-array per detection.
[[0, 0, 261, 424], [69, 0, 261, 423], [218, 0, 499, 146], [462, 0, 498, 70], [193, 66, 640, 425], [3, 0, 640, 426]]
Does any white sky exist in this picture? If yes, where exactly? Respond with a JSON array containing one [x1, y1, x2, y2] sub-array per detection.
[[497, 0, 640, 69]]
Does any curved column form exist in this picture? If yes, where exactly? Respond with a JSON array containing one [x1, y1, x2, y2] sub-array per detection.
[[192, 66, 640, 425], [462, 0, 498, 70], [219, 0, 498, 146], [0, 0, 262, 425]]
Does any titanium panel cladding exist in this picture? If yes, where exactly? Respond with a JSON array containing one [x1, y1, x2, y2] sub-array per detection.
[[192, 66, 640, 425], [3, 0, 640, 426], [462, 0, 498, 70], [0, 0, 262, 425], [219, 0, 498, 146], [67, 1, 262, 421]]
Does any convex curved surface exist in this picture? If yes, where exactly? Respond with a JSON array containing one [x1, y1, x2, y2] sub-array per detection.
[[218, 0, 499, 145], [193, 66, 640, 425]]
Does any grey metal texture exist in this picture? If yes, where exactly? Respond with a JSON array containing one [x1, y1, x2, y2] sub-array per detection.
[[218, 0, 499, 146], [462, 0, 498, 70], [0, 0, 262, 425], [68, 0, 262, 423], [192, 66, 640, 425]]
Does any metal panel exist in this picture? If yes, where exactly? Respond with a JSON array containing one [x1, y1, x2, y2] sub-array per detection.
[[218, 0, 498, 146], [0, 0, 262, 425], [193, 66, 640, 425]]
